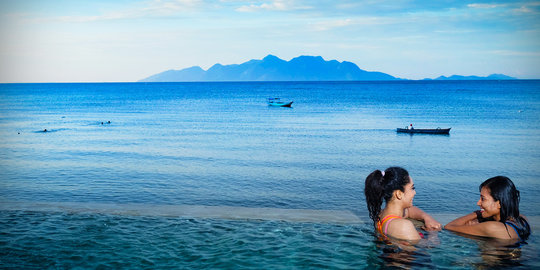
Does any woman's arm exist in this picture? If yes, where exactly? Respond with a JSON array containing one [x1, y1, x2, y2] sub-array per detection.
[[444, 212, 498, 237], [405, 206, 442, 231], [445, 211, 477, 228]]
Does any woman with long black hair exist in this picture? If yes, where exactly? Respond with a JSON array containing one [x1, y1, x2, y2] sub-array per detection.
[[445, 176, 531, 242], [365, 167, 441, 241]]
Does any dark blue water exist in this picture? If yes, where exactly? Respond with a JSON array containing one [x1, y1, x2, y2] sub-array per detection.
[[1, 81, 539, 269]]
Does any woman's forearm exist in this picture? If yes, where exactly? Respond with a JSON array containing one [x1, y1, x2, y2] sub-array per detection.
[[445, 212, 477, 230], [408, 206, 442, 230], [407, 206, 429, 221]]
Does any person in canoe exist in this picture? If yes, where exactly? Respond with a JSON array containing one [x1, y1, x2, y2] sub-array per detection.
[[445, 176, 530, 243], [365, 167, 442, 241]]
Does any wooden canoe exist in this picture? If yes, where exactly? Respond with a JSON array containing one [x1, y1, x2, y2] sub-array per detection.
[[396, 128, 451, 134]]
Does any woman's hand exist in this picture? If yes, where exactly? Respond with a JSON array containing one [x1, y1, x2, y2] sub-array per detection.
[[422, 215, 442, 231], [407, 206, 442, 231], [465, 217, 479, 226]]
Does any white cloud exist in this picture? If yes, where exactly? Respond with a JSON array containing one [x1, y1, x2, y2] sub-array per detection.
[[468, 1, 540, 14], [467, 3, 505, 9], [28, 0, 206, 23], [235, 0, 310, 12], [433, 29, 476, 34], [308, 17, 395, 31], [56, 12, 133, 23], [311, 19, 354, 31], [514, 6, 533, 13], [143, 0, 203, 14]]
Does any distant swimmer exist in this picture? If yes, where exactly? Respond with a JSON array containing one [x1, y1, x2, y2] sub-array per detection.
[[43, 129, 47, 132], [107, 121, 111, 124]]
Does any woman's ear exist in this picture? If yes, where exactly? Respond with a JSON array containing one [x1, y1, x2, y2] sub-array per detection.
[[394, 190, 403, 200], [496, 200, 501, 209]]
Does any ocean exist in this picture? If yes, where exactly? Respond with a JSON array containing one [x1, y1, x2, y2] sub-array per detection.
[[1, 80, 539, 269]]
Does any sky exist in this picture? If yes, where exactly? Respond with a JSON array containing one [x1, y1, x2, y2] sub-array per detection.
[[0, 0, 539, 82]]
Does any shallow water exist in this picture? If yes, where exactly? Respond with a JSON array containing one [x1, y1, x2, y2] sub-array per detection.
[[1, 81, 539, 268], [1, 209, 538, 269]]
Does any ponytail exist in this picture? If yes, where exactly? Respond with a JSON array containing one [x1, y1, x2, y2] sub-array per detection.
[[364, 167, 411, 225], [365, 170, 385, 225]]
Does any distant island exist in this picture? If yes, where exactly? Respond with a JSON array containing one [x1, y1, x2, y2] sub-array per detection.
[[139, 55, 397, 82], [139, 55, 516, 82], [426, 74, 516, 80]]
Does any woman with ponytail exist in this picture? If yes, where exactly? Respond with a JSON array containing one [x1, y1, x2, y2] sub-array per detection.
[[445, 176, 530, 242], [365, 167, 441, 241]]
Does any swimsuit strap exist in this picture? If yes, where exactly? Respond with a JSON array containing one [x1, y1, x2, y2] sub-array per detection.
[[377, 215, 402, 236], [505, 221, 523, 242]]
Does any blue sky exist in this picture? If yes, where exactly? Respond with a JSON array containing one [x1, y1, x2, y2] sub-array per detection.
[[0, 0, 539, 82]]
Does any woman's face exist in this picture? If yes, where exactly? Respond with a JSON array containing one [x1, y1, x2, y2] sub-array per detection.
[[402, 177, 416, 207], [477, 187, 501, 219]]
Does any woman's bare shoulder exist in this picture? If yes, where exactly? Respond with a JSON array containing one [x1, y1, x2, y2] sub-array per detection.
[[480, 221, 516, 239], [388, 218, 421, 240]]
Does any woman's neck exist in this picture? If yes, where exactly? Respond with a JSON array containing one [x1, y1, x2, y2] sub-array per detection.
[[382, 201, 406, 218]]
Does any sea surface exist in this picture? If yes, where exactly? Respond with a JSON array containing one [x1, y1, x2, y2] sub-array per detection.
[[1, 81, 539, 269]]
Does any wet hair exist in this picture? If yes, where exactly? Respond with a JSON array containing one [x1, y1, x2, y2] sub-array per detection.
[[480, 176, 530, 240], [364, 167, 410, 225]]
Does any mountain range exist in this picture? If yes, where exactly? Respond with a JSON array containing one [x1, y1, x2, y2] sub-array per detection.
[[426, 74, 516, 80], [139, 55, 516, 82]]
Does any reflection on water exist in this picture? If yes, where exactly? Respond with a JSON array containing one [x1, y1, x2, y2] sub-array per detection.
[[448, 231, 532, 269], [368, 226, 439, 269], [379, 247, 431, 269], [363, 221, 539, 269], [374, 236, 531, 269], [478, 245, 525, 268]]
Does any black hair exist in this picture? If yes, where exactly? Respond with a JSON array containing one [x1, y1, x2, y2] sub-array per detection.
[[480, 176, 531, 240], [364, 167, 410, 225]]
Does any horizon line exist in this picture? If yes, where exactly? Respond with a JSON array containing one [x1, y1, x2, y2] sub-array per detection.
[[2, 79, 539, 84]]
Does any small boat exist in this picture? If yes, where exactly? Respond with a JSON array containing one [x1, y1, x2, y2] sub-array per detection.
[[268, 98, 293, 107], [396, 127, 451, 134]]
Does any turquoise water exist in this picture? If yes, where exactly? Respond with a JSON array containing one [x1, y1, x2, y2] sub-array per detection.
[[2, 211, 537, 269], [1, 81, 539, 268]]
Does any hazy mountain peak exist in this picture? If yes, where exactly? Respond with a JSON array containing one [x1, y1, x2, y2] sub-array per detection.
[[139, 55, 515, 82], [263, 54, 281, 61], [290, 55, 325, 63], [428, 73, 516, 80], [139, 55, 398, 82]]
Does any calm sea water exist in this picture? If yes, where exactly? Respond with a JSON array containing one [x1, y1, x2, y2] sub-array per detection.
[[1, 81, 539, 269]]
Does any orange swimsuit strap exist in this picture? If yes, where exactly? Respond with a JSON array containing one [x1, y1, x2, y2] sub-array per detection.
[[377, 215, 402, 236]]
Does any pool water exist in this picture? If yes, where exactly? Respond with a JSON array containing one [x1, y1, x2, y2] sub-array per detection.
[[1, 208, 538, 269]]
